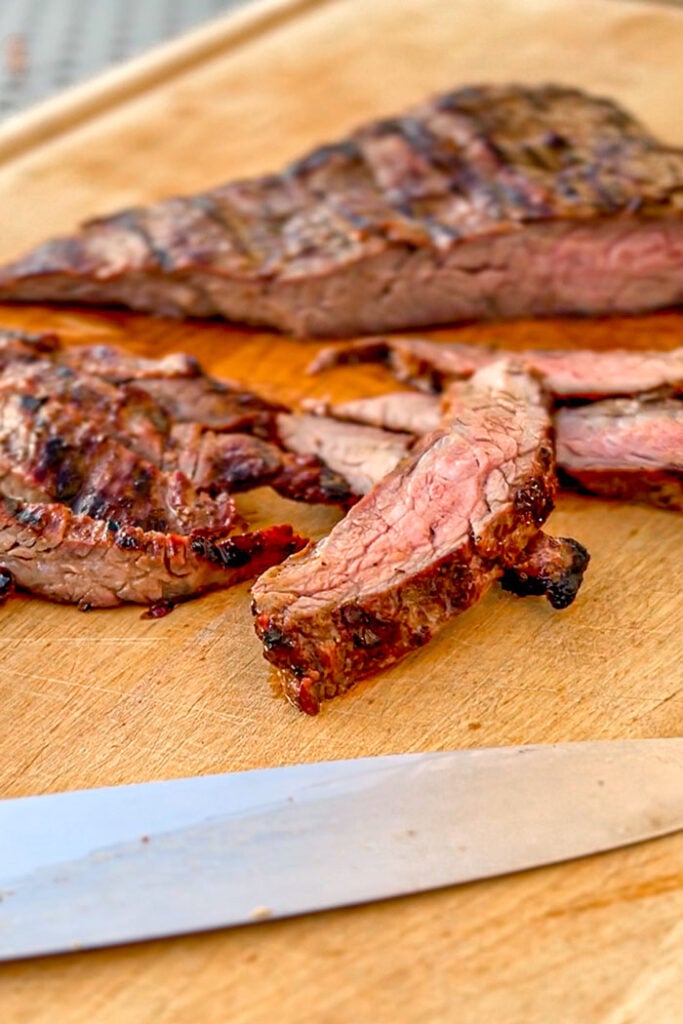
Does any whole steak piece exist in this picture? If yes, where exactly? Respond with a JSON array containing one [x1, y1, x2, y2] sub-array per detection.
[[251, 362, 562, 713], [2, 85, 683, 336]]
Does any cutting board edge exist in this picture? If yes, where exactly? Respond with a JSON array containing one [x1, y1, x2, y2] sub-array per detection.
[[0, 0, 338, 164]]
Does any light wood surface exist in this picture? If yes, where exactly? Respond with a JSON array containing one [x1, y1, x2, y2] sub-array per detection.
[[0, 1, 682, 1021]]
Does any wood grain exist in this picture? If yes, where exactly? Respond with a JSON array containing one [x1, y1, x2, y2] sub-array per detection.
[[0, 1, 682, 1021]]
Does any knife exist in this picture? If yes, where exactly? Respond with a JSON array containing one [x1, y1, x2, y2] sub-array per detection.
[[1, 739, 681, 961]]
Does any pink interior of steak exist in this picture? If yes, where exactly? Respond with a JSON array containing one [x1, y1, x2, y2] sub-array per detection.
[[555, 398, 683, 471], [311, 336, 683, 399], [252, 362, 558, 712]]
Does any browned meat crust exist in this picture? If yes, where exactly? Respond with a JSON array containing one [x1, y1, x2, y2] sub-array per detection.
[[61, 343, 288, 437], [500, 533, 590, 609], [0, 497, 303, 608], [556, 397, 683, 510], [0, 327, 360, 607], [310, 337, 683, 399], [2, 85, 683, 335], [252, 362, 561, 714], [0, 330, 351, 508]]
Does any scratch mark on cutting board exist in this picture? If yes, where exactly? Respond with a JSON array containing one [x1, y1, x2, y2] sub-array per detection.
[[2, 666, 126, 698]]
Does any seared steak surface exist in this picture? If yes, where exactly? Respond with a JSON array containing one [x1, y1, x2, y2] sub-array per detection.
[[0, 329, 361, 607], [252, 362, 563, 713], [2, 85, 683, 335], [0, 499, 300, 608]]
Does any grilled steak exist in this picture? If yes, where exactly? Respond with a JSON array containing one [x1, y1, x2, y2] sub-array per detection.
[[556, 397, 683, 510], [61, 342, 288, 437], [252, 362, 569, 713], [276, 412, 413, 496], [0, 330, 351, 506], [307, 384, 683, 511], [168, 422, 351, 505], [0, 498, 301, 608], [310, 337, 683, 399], [2, 85, 683, 335], [303, 390, 442, 435], [0, 327, 373, 607]]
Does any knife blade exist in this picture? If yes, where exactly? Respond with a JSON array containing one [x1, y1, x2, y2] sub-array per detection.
[[1, 739, 681, 961]]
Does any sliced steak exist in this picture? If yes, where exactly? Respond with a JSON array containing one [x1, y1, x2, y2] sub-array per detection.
[[0, 329, 351, 509], [2, 85, 683, 335], [252, 362, 561, 713], [311, 336, 683, 399], [169, 423, 352, 505], [0, 358, 236, 534], [304, 391, 442, 435], [0, 327, 353, 607], [314, 384, 683, 512], [556, 397, 683, 510], [0, 497, 303, 608], [62, 343, 287, 437], [276, 412, 413, 496]]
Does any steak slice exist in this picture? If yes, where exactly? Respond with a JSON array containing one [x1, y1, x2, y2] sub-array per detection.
[[0, 330, 351, 509], [0, 327, 354, 607], [314, 386, 683, 512], [2, 85, 683, 336], [304, 390, 442, 436], [168, 423, 352, 505], [62, 343, 287, 437], [556, 397, 683, 510], [310, 337, 683, 399], [0, 497, 303, 608], [276, 412, 413, 496], [0, 358, 236, 534], [252, 362, 560, 713]]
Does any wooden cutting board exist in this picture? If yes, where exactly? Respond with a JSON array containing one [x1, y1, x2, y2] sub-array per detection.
[[1, 1, 682, 1021]]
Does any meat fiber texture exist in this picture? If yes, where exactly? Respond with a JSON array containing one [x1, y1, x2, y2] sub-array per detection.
[[252, 362, 561, 714], [556, 397, 683, 511], [310, 336, 683, 399], [308, 337, 683, 510], [2, 85, 683, 336], [0, 329, 357, 608]]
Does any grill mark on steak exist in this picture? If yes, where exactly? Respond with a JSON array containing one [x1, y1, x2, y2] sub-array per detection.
[[309, 336, 683, 399], [61, 343, 287, 437], [2, 85, 683, 335], [0, 331, 350, 508], [0, 327, 355, 607], [252, 362, 563, 714], [0, 497, 303, 608]]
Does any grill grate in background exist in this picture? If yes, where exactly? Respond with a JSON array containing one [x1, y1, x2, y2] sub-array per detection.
[[0, 0, 252, 118]]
